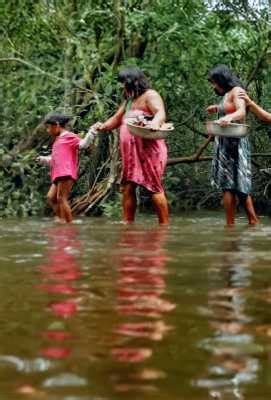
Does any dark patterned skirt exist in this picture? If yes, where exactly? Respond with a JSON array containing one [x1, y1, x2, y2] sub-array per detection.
[[211, 136, 251, 195]]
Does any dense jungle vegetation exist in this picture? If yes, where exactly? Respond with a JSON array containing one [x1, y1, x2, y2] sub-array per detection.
[[1, 0, 271, 217]]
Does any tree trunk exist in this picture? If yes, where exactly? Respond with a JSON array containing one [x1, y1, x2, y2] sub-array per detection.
[[113, 0, 125, 65], [63, 0, 78, 111]]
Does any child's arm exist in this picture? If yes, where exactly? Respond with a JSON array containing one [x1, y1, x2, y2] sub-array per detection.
[[37, 155, 52, 166], [79, 127, 97, 150]]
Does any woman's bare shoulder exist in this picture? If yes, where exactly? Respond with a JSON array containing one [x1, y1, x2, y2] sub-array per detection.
[[145, 89, 159, 96], [231, 86, 244, 95], [145, 89, 163, 102]]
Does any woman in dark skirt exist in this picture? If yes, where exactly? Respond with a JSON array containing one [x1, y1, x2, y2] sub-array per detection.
[[207, 64, 258, 226]]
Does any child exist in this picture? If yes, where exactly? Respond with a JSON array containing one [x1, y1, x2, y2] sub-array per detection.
[[37, 113, 97, 223]]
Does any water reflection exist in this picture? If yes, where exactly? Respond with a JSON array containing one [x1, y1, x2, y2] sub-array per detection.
[[36, 225, 82, 360], [4, 216, 271, 398], [196, 230, 260, 399], [15, 224, 86, 395], [110, 226, 175, 393]]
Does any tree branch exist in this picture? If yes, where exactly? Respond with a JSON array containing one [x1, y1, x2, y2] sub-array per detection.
[[167, 136, 213, 165], [0, 57, 92, 92], [167, 156, 212, 165], [113, 0, 125, 65], [246, 43, 270, 87], [167, 151, 271, 166]]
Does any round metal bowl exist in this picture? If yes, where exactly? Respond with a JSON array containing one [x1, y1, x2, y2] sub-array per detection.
[[127, 121, 174, 140], [205, 121, 248, 138]]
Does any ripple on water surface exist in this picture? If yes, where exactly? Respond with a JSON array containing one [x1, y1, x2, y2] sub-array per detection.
[[0, 215, 271, 399]]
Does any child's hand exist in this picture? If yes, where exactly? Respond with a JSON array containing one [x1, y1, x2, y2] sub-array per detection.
[[206, 105, 218, 114], [89, 123, 100, 134], [36, 155, 51, 165]]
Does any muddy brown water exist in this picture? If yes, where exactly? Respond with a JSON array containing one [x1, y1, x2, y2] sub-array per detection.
[[1, 213, 271, 399]]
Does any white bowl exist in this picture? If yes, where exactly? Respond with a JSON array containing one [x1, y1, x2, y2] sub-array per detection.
[[206, 121, 248, 138], [127, 121, 174, 140]]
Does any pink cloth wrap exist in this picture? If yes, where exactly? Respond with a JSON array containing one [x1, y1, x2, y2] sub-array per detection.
[[51, 132, 80, 182], [120, 108, 168, 193]]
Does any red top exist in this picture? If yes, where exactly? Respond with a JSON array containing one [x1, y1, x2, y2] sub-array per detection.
[[51, 131, 81, 182]]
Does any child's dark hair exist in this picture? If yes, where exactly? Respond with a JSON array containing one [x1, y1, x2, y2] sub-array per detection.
[[44, 112, 71, 127]]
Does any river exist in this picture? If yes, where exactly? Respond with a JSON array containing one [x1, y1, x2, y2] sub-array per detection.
[[0, 213, 271, 399]]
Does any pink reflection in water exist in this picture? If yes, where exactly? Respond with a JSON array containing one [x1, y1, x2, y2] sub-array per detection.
[[40, 347, 71, 359], [35, 225, 82, 359], [36, 283, 76, 294], [41, 331, 73, 341], [48, 300, 77, 318], [37, 261, 82, 281], [111, 226, 175, 369], [114, 320, 172, 341], [16, 384, 45, 396], [115, 227, 175, 321], [111, 347, 152, 363]]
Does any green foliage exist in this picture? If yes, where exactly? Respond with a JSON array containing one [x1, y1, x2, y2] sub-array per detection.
[[1, 0, 271, 216], [100, 192, 122, 219], [0, 146, 46, 217]]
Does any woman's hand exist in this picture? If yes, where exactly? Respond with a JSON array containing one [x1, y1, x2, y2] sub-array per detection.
[[148, 120, 161, 131], [206, 105, 218, 114], [238, 91, 253, 107], [215, 115, 233, 126], [91, 122, 105, 131], [89, 123, 101, 134]]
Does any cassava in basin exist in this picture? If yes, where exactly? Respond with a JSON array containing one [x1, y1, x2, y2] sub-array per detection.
[[205, 121, 248, 138], [127, 120, 174, 140]]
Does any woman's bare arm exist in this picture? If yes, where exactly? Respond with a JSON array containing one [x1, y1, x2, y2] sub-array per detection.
[[239, 92, 271, 123], [96, 103, 126, 131], [145, 90, 166, 130], [217, 87, 246, 125]]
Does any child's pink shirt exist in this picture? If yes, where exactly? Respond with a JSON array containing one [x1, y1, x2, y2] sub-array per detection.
[[51, 131, 81, 182]]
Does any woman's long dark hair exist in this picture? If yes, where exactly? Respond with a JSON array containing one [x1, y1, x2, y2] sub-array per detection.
[[208, 64, 245, 94], [118, 66, 151, 99]]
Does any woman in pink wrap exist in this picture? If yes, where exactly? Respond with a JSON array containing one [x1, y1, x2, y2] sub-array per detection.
[[95, 66, 169, 224]]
